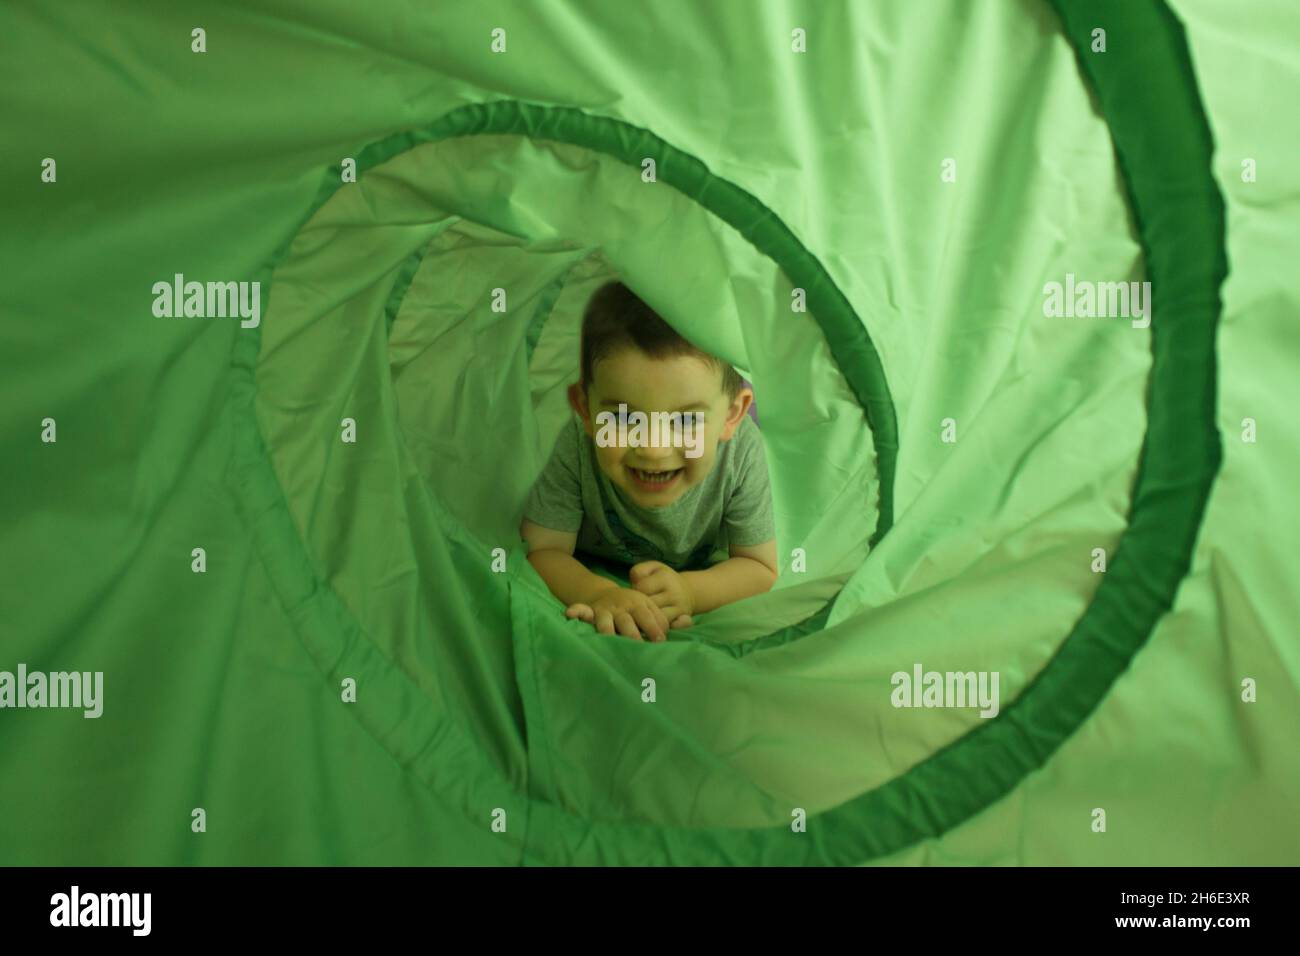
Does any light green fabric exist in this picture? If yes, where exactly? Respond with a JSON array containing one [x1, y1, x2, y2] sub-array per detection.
[[2, 0, 1296, 865]]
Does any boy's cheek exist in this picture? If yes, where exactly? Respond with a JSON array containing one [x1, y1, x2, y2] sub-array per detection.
[[685, 450, 717, 480], [598, 456, 625, 481]]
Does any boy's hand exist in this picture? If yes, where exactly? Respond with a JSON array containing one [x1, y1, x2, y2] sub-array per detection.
[[565, 586, 670, 642], [629, 561, 696, 629]]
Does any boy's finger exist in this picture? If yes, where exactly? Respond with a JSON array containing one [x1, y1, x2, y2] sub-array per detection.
[[639, 598, 670, 629], [629, 570, 659, 591], [629, 561, 667, 582], [594, 609, 615, 635], [647, 591, 678, 612], [613, 611, 642, 640], [631, 606, 665, 642], [670, 614, 694, 629], [565, 603, 594, 622]]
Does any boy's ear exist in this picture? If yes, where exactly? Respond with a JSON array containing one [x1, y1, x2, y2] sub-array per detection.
[[719, 387, 754, 441], [567, 382, 594, 433]]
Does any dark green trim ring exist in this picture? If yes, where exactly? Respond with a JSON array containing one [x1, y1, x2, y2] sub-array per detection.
[[364, 99, 892, 649], [348, 98, 900, 547], [232, 0, 1224, 864]]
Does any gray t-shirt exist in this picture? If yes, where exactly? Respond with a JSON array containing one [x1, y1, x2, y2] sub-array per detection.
[[523, 413, 775, 571]]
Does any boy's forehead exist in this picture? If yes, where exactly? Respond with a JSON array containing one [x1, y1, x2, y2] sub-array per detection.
[[589, 348, 724, 406]]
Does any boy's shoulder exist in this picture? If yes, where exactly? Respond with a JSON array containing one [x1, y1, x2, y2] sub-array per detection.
[[534, 415, 588, 482], [736, 412, 760, 441], [727, 414, 763, 459], [558, 413, 587, 451]]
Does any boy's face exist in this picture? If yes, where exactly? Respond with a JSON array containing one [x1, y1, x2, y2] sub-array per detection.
[[569, 346, 753, 510]]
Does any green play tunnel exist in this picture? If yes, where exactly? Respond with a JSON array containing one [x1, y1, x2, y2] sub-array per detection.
[[4, 0, 1297, 865]]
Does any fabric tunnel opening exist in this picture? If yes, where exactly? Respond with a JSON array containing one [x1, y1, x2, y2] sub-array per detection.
[[252, 130, 913, 827], [241, 75, 1172, 840], [242, 92, 1163, 837]]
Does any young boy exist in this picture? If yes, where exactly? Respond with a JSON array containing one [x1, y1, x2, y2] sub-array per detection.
[[520, 281, 778, 643]]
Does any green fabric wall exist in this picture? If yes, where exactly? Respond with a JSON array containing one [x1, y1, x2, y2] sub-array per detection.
[[2, 0, 1296, 864]]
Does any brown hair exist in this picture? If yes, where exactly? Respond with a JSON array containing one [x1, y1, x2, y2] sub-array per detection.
[[579, 281, 744, 400]]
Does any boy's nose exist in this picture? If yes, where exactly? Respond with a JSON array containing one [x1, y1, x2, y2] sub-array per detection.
[[634, 441, 677, 463]]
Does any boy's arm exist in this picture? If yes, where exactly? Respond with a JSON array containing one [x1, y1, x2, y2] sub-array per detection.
[[520, 519, 622, 606], [679, 539, 778, 615]]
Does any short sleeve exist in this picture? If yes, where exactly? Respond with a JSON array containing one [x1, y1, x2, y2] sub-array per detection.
[[723, 420, 776, 547], [522, 418, 584, 534]]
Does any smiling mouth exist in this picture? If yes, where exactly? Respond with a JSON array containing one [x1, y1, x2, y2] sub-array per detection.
[[628, 466, 683, 488]]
